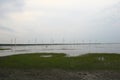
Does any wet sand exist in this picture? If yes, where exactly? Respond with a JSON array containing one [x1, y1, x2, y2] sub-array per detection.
[[0, 68, 120, 80]]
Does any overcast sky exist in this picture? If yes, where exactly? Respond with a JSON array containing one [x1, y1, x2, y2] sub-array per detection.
[[0, 0, 120, 44]]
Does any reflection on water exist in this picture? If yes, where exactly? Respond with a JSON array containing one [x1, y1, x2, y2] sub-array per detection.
[[0, 44, 120, 57]]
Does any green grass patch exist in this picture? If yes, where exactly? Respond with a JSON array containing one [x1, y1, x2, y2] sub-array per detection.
[[0, 48, 11, 50], [0, 53, 120, 70]]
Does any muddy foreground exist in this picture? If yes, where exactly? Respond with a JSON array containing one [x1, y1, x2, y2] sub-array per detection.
[[0, 68, 120, 80]]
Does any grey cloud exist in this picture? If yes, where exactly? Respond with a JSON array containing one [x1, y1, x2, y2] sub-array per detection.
[[0, 0, 24, 18]]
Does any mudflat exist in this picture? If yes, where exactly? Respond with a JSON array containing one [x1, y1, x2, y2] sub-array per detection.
[[0, 68, 120, 80]]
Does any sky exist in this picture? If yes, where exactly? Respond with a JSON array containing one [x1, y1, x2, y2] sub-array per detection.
[[0, 0, 120, 44]]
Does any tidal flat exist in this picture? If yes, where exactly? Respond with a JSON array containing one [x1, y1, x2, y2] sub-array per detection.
[[0, 53, 120, 80]]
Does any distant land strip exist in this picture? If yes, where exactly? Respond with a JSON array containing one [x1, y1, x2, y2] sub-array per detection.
[[0, 43, 120, 46]]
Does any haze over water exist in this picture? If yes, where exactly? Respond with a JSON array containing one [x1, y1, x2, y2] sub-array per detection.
[[0, 0, 120, 56]]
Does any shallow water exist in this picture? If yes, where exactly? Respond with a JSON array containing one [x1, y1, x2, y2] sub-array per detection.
[[0, 44, 120, 56]]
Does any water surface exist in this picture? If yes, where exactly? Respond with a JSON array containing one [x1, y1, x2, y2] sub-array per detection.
[[0, 44, 120, 57]]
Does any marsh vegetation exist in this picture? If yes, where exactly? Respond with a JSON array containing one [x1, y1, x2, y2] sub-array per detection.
[[0, 48, 11, 50], [0, 53, 120, 70]]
